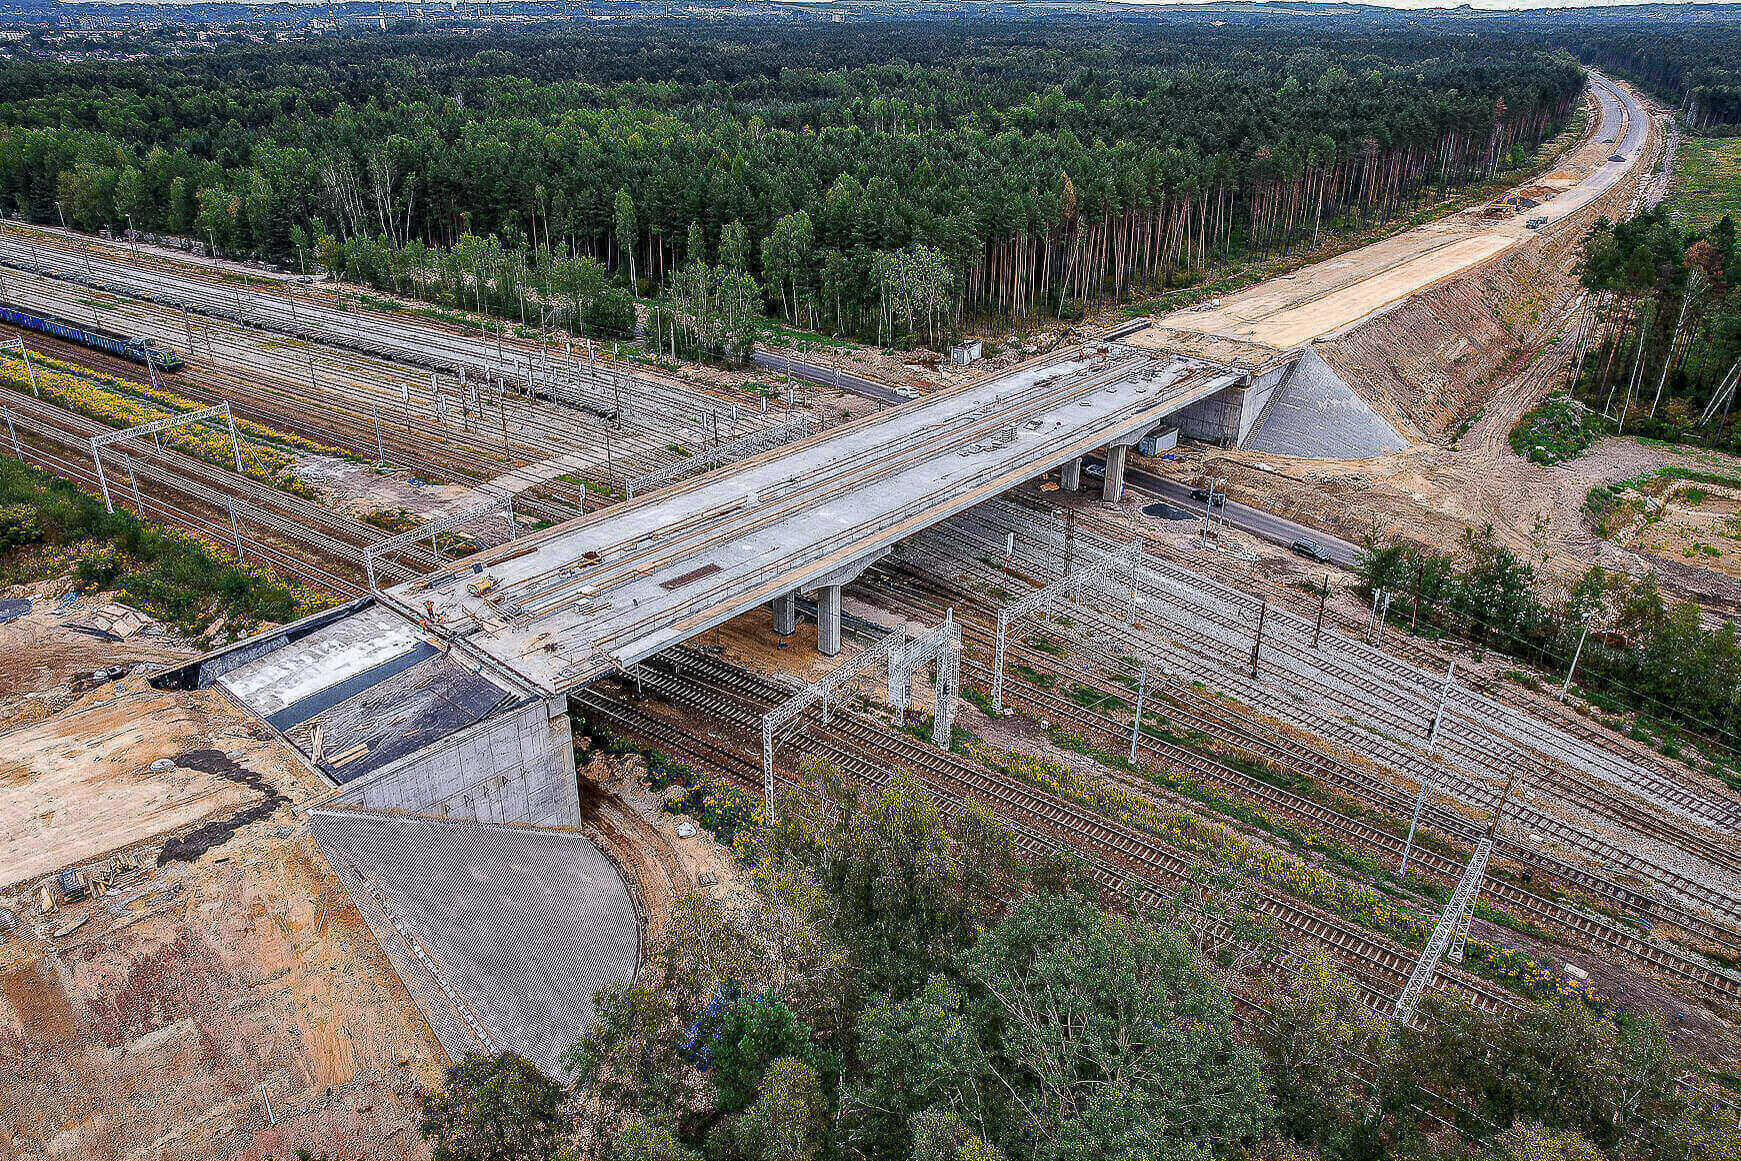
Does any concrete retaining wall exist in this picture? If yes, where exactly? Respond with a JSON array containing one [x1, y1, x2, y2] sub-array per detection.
[[1173, 381, 1244, 444], [330, 697, 580, 826], [1169, 360, 1292, 447]]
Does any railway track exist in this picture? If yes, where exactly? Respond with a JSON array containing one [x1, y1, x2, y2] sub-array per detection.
[[874, 537, 1741, 946], [0, 383, 467, 585], [2, 419, 361, 595], [881, 578, 1741, 1002], [3, 324, 599, 524], [0, 266, 685, 505], [944, 504, 1741, 904], [581, 649, 1531, 1018], [1047, 491, 1741, 835], [0, 226, 760, 438]]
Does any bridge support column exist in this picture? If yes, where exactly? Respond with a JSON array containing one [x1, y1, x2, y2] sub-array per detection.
[[818, 585, 843, 656], [1102, 445, 1128, 504], [1060, 457, 1082, 492], [771, 591, 797, 636]]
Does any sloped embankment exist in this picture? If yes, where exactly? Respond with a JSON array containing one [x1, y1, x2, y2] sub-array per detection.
[[1317, 131, 1661, 443], [1317, 222, 1591, 442]]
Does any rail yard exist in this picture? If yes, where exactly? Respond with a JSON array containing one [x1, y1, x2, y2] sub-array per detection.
[[2, 56, 1738, 1161]]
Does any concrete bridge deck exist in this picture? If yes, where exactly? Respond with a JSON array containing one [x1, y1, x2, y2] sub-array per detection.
[[385, 346, 1238, 693]]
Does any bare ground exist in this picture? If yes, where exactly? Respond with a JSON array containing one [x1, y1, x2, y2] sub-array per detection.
[[0, 680, 446, 1161]]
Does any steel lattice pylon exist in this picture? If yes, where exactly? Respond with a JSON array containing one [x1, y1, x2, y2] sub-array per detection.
[[1394, 765, 1523, 1023], [1393, 837, 1494, 1024]]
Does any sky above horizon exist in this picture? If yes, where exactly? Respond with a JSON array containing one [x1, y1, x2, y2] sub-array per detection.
[[63, 0, 1741, 10]]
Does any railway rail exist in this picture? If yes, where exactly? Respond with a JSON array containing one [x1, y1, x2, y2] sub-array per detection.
[[875, 534, 1741, 945], [857, 571, 1741, 1005], [0, 382, 463, 585], [0, 265, 684, 505], [2, 323, 594, 525], [0, 226, 759, 437], [2, 420, 361, 595]]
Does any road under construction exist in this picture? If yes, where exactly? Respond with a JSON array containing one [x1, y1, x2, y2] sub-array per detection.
[[7, 69, 1738, 1072]]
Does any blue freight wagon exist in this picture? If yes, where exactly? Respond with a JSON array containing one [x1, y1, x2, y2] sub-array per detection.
[[0, 304, 184, 372]]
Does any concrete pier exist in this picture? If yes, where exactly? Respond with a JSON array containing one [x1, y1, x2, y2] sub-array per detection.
[[1103, 444, 1128, 504], [818, 585, 843, 656], [1060, 456, 1082, 492], [771, 591, 797, 636]]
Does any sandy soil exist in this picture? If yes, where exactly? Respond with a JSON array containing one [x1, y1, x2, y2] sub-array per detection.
[[1622, 478, 1741, 582], [0, 680, 445, 1161], [0, 680, 278, 889], [294, 454, 475, 522], [0, 582, 195, 728]]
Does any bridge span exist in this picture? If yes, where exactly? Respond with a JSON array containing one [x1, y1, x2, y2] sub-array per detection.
[[155, 340, 1243, 830], [385, 345, 1239, 688]]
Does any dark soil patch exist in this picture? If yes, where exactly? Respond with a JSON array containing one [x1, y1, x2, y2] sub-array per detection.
[[156, 749, 288, 865]]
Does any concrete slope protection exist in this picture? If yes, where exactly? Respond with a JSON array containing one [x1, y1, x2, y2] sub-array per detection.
[[309, 808, 639, 1077]]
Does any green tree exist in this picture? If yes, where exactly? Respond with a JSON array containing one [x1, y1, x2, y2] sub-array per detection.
[[910, 1106, 1007, 1161], [767, 761, 1025, 995], [1252, 950, 1391, 1155], [955, 892, 1273, 1160], [610, 1118, 701, 1161], [718, 219, 751, 276], [704, 992, 814, 1114], [762, 210, 815, 323], [729, 1057, 827, 1161], [564, 981, 691, 1126], [587, 286, 638, 339], [614, 186, 639, 289], [417, 1050, 572, 1161], [1387, 997, 1741, 1161]]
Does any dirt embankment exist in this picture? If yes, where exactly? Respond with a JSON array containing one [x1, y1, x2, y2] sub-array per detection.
[[0, 680, 446, 1161], [1319, 125, 1660, 443]]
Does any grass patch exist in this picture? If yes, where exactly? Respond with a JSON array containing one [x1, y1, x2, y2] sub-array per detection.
[[1511, 395, 1611, 464], [1663, 134, 1741, 233], [0, 456, 326, 636]]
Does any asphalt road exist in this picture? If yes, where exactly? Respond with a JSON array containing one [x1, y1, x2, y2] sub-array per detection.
[[1082, 456, 1362, 568]]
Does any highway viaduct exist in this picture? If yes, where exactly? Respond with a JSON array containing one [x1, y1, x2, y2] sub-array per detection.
[[154, 338, 1250, 828], [384, 342, 1242, 687]]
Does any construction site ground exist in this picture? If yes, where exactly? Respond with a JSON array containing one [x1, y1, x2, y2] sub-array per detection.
[[1612, 473, 1741, 583], [1152, 386, 1741, 619], [0, 579, 194, 731], [0, 676, 446, 1161]]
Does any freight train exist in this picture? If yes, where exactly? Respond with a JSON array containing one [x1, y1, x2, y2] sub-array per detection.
[[0, 304, 184, 372]]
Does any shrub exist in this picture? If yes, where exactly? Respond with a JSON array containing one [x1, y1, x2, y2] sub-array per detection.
[[586, 287, 638, 339]]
